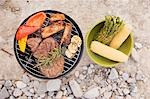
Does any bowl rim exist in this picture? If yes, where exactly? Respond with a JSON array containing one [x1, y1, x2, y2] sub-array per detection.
[[85, 20, 134, 67]]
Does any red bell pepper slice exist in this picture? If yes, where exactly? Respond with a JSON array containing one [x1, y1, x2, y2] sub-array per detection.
[[16, 25, 39, 40], [16, 12, 46, 40], [26, 12, 46, 27]]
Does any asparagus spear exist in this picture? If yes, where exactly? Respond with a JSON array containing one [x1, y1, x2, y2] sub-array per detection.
[[96, 16, 124, 45]]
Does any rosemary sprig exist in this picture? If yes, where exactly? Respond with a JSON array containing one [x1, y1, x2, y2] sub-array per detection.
[[35, 46, 62, 68]]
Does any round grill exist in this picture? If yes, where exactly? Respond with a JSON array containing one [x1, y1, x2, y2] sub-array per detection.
[[14, 10, 83, 79]]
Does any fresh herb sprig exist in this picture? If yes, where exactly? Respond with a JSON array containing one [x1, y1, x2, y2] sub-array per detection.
[[35, 46, 62, 68]]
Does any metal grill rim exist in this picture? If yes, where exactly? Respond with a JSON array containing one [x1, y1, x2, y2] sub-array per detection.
[[14, 10, 83, 79]]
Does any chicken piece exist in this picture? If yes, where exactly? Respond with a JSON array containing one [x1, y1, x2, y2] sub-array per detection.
[[27, 38, 42, 52], [41, 21, 65, 38], [60, 23, 72, 45], [50, 13, 65, 22], [40, 55, 64, 77], [33, 37, 58, 58]]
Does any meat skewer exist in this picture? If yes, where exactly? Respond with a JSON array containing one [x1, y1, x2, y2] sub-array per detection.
[[50, 13, 65, 22], [41, 21, 65, 38], [60, 23, 72, 45]]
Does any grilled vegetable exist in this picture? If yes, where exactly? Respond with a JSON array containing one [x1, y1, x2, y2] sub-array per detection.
[[68, 42, 78, 53], [96, 16, 124, 45], [16, 25, 39, 40], [17, 12, 46, 52], [71, 35, 82, 47], [16, 12, 46, 40], [18, 36, 27, 52], [65, 49, 75, 58], [90, 41, 128, 62], [26, 12, 46, 27], [109, 24, 131, 49]]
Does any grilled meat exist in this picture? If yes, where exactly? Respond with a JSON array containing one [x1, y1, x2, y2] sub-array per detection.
[[27, 38, 42, 52], [50, 13, 65, 22], [41, 21, 65, 38], [60, 23, 72, 45], [33, 37, 58, 58], [40, 55, 64, 77]]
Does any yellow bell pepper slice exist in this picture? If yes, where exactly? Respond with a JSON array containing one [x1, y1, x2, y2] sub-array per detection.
[[18, 36, 27, 52]]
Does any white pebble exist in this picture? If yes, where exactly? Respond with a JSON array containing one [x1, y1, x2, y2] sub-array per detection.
[[0, 87, 10, 99], [55, 91, 63, 99], [82, 66, 88, 70], [24, 91, 33, 97], [135, 42, 142, 49], [79, 74, 85, 80], [33, 80, 39, 91], [130, 92, 136, 97], [126, 95, 132, 99], [39, 93, 45, 98], [13, 88, 22, 97], [87, 67, 93, 74], [117, 88, 123, 96], [112, 83, 117, 91], [66, 85, 72, 94], [48, 91, 54, 96], [69, 79, 83, 97], [84, 87, 99, 98], [131, 48, 139, 62], [135, 71, 145, 81], [15, 81, 27, 89], [115, 95, 124, 99], [122, 73, 129, 81], [104, 91, 112, 99], [108, 68, 118, 80], [61, 86, 66, 91], [37, 82, 47, 94], [90, 64, 94, 68], [94, 75, 101, 83], [29, 88, 34, 93], [4, 80, 12, 87], [9, 96, 15, 99], [22, 74, 30, 83], [74, 71, 80, 78], [82, 70, 87, 75], [107, 85, 112, 91], [63, 90, 67, 96], [127, 78, 136, 83], [123, 88, 130, 95], [47, 79, 61, 92]]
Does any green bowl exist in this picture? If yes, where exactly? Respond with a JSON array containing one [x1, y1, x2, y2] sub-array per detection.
[[86, 21, 134, 67]]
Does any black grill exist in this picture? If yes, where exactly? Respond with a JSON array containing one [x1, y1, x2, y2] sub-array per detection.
[[14, 10, 83, 79]]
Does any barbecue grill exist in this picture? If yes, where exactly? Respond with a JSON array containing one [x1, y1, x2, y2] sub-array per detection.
[[14, 10, 83, 79]]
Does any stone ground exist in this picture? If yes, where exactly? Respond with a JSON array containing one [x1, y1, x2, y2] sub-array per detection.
[[0, 0, 150, 99]]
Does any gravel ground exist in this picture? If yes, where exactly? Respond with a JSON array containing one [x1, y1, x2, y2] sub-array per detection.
[[0, 0, 150, 99]]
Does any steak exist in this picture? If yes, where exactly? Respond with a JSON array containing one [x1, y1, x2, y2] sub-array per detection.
[[33, 37, 58, 58], [27, 38, 42, 52], [40, 55, 64, 77]]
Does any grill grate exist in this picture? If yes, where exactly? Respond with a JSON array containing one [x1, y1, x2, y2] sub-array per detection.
[[14, 10, 83, 79]]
